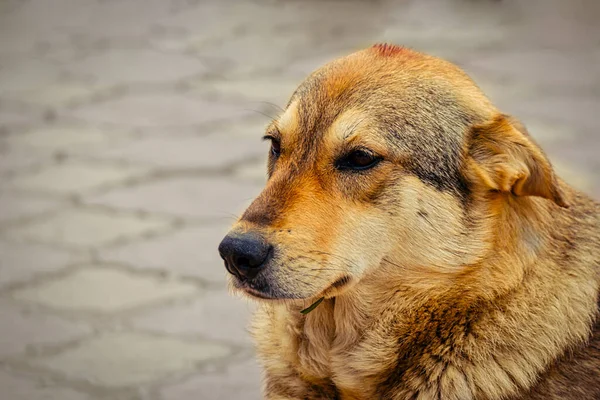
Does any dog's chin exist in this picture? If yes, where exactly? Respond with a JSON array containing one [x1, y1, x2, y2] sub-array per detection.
[[230, 276, 297, 301], [231, 274, 355, 302], [241, 286, 281, 300]]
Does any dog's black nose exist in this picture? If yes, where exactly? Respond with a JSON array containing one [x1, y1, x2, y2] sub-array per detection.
[[218, 233, 271, 281]]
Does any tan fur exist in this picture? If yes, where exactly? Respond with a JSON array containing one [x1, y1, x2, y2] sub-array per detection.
[[223, 45, 600, 399]]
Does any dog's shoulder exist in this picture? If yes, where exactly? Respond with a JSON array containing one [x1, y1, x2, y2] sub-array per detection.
[[520, 294, 600, 399]]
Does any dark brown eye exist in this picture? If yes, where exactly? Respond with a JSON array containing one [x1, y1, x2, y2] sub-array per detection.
[[263, 136, 281, 158], [337, 150, 381, 171], [270, 139, 281, 157]]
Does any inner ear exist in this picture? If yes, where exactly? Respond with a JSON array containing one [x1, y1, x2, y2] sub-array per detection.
[[465, 114, 569, 208]]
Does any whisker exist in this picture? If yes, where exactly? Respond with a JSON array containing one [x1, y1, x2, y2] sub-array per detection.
[[244, 108, 278, 120], [252, 101, 285, 114]]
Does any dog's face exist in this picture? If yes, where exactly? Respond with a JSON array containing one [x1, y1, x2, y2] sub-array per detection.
[[218, 45, 567, 301]]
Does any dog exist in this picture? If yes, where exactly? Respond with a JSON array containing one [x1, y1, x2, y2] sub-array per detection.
[[218, 44, 600, 399]]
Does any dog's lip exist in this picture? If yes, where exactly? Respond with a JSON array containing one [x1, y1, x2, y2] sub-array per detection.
[[243, 287, 280, 300], [235, 274, 354, 302], [232, 277, 282, 300]]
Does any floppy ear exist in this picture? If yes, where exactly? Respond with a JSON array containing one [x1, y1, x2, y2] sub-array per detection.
[[466, 114, 569, 208]]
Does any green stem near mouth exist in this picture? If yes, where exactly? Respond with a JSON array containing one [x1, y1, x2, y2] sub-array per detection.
[[300, 297, 325, 314]]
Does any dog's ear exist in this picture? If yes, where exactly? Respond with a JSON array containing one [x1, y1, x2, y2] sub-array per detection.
[[465, 114, 569, 208]]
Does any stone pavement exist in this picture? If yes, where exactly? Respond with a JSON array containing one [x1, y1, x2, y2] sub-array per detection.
[[0, 0, 598, 399]]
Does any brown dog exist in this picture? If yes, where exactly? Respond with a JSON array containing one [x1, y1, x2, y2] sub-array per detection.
[[218, 44, 600, 399]]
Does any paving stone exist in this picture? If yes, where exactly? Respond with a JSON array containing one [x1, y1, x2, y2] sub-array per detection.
[[466, 49, 598, 89], [0, 0, 95, 45], [92, 132, 267, 169], [0, 192, 63, 224], [501, 0, 599, 50], [0, 0, 170, 55], [282, 51, 351, 79], [85, 177, 263, 219], [188, 76, 300, 106], [524, 121, 581, 148], [69, 93, 251, 128], [193, 31, 315, 76], [380, 25, 505, 60], [0, 370, 92, 400], [187, 1, 387, 75], [0, 303, 90, 357], [149, 33, 215, 54], [468, 78, 541, 114], [7, 162, 149, 195], [102, 225, 232, 282], [0, 1, 26, 15], [0, 105, 36, 127], [3, 208, 174, 248], [552, 160, 594, 194], [0, 24, 70, 59], [0, 241, 80, 287], [233, 159, 268, 185], [283, 0, 389, 37], [66, 50, 206, 85], [13, 267, 198, 312], [546, 134, 600, 176], [0, 1, 598, 399], [0, 147, 50, 173], [151, 1, 321, 52], [205, 116, 271, 139], [0, 59, 61, 93], [132, 291, 255, 345], [505, 95, 599, 132], [37, 40, 95, 65], [6, 82, 117, 108], [2, 125, 125, 154], [59, 0, 177, 37], [161, 357, 261, 400], [152, 1, 247, 37], [28, 332, 232, 387], [382, 0, 510, 51]]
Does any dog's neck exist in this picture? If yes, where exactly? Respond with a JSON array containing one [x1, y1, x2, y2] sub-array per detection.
[[292, 196, 598, 398]]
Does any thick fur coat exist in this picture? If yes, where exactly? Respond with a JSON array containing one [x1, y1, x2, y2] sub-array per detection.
[[220, 44, 600, 399]]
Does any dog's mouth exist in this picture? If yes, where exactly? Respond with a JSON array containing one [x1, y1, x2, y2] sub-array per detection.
[[232, 273, 354, 302], [241, 286, 281, 300], [231, 276, 292, 300]]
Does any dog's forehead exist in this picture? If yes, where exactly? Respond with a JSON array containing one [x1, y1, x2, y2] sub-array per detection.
[[276, 102, 368, 144], [274, 47, 498, 179], [289, 46, 494, 121], [276, 71, 380, 155], [271, 47, 501, 197], [283, 54, 433, 141]]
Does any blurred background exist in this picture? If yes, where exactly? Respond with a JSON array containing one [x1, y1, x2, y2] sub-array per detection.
[[0, 0, 598, 399]]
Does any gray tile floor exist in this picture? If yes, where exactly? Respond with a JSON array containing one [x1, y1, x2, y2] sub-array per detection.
[[0, 0, 598, 399]]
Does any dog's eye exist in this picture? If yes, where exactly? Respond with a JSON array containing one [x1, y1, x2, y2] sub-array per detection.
[[337, 150, 381, 171], [263, 136, 281, 158], [270, 139, 281, 157]]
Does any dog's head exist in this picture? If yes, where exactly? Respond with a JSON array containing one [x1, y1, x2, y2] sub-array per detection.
[[218, 44, 568, 302]]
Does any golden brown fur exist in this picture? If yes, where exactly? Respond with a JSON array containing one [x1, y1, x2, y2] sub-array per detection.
[[222, 44, 600, 399]]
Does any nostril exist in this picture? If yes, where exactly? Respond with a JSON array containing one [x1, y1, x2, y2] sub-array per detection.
[[236, 257, 250, 268], [223, 261, 237, 277]]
